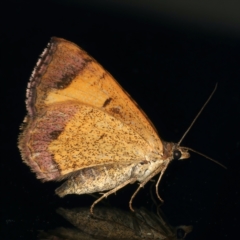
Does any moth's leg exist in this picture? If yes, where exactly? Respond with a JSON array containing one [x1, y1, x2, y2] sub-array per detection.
[[129, 160, 170, 212], [148, 179, 163, 212], [90, 177, 137, 214], [155, 163, 169, 202]]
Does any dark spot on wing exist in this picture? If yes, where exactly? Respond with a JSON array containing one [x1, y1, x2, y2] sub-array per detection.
[[99, 133, 106, 140], [55, 59, 93, 89], [102, 98, 112, 108], [110, 107, 120, 114], [50, 130, 62, 140], [99, 72, 107, 80]]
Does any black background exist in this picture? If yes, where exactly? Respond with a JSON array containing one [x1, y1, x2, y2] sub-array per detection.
[[1, 1, 240, 239]]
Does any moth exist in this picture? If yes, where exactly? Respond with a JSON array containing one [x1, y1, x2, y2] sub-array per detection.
[[18, 37, 226, 213], [39, 207, 192, 240]]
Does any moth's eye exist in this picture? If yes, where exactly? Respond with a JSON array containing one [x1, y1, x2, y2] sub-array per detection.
[[173, 150, 182, 160], [176, 228, 185, 239]]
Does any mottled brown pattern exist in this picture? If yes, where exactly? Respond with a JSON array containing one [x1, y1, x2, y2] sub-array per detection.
[[48, 102, 158, 177], [110, 107, 121, 114]]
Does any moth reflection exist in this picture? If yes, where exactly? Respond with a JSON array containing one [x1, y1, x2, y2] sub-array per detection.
[[38, 207, 192, 240]]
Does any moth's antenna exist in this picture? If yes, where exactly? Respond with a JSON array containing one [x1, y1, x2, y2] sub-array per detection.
[[182, 147, 227, 169], [176, 83, 227, 169], [177, 83, 218, 147]]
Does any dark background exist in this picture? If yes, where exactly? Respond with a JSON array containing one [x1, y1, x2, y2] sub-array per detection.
[[1, 1, 240, 239]]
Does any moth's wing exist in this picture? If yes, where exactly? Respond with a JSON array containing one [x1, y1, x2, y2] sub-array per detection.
[[27, 37, 162, 151], [18, 37, 163, 181], [21, 101, 158, 179]]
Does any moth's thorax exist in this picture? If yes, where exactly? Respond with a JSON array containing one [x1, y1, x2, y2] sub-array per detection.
[[134, 159, 165, 182], [134, 142, 190, 183]]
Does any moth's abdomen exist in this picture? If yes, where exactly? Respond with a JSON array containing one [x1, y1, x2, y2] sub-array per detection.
[[55, 163, 137, 197]]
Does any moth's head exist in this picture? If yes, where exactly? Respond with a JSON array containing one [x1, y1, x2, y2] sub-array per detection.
[[172, 145, 190, 161], [162, 141, 190, 161], [162, 141, 227, 169]]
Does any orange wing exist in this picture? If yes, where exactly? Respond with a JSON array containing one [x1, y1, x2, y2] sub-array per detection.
[[18, 38, 163, 181]]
